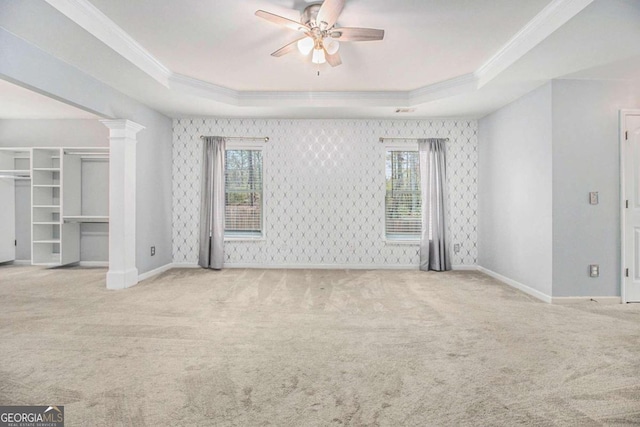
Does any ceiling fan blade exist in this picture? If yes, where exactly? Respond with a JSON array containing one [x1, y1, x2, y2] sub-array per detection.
[[316, 0, 345, 29], [255, 10, 309, 32], [331, 27, 385, 42], [325, 49, 342, 67], [271, 37, 307, 57]]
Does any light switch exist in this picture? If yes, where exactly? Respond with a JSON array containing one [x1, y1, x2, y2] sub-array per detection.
[[589, 264, 599, 278], [589, 192, 599, 205]]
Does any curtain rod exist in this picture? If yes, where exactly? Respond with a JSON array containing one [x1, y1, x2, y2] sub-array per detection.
[[200, 135, 269, 142], [379, 137, 450, 143]]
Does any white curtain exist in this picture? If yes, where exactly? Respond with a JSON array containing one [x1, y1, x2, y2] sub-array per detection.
[[419, 138, 451, 272], [198, 137, 226, 269]]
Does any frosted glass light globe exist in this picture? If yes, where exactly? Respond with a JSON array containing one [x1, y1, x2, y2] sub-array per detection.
[[324, 37, 340, 55], [312, 48, 326, 64], [297, 37, 314, 55]]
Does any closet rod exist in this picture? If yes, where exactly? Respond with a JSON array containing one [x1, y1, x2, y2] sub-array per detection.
[[379, 137, 450, 143], [199, 135, 269, 142]]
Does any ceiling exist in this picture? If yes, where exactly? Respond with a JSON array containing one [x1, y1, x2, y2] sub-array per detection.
[[86, 0, 551, 92], [1, 0, 640, 119], [0, 79, 99, 119]]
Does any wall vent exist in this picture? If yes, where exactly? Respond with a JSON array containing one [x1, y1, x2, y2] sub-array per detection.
[[395, 108, 416, 113]]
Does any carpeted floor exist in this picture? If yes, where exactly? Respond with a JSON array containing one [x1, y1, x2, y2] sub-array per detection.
[[0, 265, 639, 426]]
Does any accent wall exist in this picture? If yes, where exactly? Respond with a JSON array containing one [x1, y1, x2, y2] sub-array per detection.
[[172, 118, 478, 268]]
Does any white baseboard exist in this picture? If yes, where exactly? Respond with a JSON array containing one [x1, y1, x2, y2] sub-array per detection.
[[79, 261, 108, 268], [171, 262, 478, 271], [477, 266, 553, 303], [171, 262, 201, 269], [552, 296, 622, 305], [138, 263, 175, 281], [223, 263, 420, 270], [6, 260, 108, 267], [452, 265, 478, 271]]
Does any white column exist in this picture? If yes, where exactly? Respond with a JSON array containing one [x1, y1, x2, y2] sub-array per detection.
[[101, 119, 145, 290]]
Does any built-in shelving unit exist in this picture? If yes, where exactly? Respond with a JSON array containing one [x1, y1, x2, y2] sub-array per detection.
[[0, 148, 31, 263], [31, 147, 110, 266], [31, 148, 64, 265], [1, 146, 110, 267]]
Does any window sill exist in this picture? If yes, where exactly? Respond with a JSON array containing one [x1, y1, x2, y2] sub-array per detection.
[[224, 236, 265, 242], [384, 239, 420, 246]]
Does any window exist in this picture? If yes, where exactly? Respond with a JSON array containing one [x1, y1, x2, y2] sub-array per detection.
[[385, 149, 421, 240], [225, 149, 263, 238]]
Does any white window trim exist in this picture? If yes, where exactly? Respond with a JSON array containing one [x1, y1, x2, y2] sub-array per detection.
[[224, 236, 266, 242], [384, 238, 420, 245], [384, 143, 421, 242], [224, 141, 266, 240]]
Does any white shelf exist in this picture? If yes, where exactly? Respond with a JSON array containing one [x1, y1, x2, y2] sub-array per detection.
[[63, 215, 109, 223], [0, 169, 30, 174], [33, 184, 60, 188], [33, 222, 60, 225], [33, 205, 60, 208], [32, 168, 60, 171], [33, 240, 61, 244]]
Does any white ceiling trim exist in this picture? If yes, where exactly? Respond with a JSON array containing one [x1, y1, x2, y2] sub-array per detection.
[[43, 0, 172, 85], [476, 0, 595, 86], [45, 0, 593, 108], [170, 71, 478, 107]]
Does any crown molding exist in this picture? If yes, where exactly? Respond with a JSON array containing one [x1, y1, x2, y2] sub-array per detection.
[[44, 0, 171, 86], [168, 73, 239, 105], [475, 0, 594, 87], [45, 0, 593, 108], [409, 73, 478, 104]]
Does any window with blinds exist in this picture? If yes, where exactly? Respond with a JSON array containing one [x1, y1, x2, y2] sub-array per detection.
[[385, 150, 421, 239], [225, 149, 263, 237]]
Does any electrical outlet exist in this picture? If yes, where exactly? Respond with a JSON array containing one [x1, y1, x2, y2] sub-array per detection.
[[589, 264, 599, 278], [589, 192, 599, 205], [151, 246, 156, 256], [453, 243, 460, 253]]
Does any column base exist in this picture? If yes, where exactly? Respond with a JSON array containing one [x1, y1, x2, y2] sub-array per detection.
[[106, 268, 139, 290]]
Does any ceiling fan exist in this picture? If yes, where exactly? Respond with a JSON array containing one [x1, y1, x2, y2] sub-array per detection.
[[255, 0, 385, 67]]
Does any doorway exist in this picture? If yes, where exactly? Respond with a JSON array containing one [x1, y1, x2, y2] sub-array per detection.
[[621, 110, 640, 302]]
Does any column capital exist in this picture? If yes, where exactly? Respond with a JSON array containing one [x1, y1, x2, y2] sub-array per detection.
[[100, 119, 145, 140]]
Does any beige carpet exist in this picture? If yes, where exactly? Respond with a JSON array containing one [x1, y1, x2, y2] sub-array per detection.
[[0, 265, 639, 426]]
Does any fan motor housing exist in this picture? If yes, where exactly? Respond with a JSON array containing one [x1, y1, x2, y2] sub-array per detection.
[[301, 3, 323, 26]]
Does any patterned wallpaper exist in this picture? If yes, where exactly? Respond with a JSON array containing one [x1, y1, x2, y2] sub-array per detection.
[[172, 119, 477, 267]]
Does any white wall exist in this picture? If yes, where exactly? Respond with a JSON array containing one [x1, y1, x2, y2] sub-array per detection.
[[478, 83, 553, 297], [479, 79, 640, 299], [173, 118, 478, 268], [551, 79, 640, 297], [0, 119, 108, 147]]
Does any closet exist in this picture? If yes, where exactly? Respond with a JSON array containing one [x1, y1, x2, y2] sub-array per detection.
[[0, 148, 30, 263], [1, 146, 109, 266]]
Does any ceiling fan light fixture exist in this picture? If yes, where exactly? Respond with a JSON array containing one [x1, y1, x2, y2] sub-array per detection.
[[312, 47, 326, 64], [256, 0, 385, 68], [324, 37, 340, 55], [297, 37, 314, 55]]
